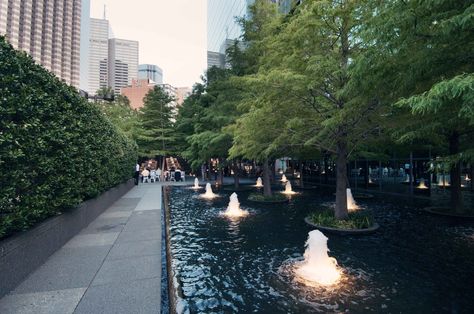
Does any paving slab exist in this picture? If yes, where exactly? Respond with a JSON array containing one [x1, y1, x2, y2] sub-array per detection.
[[12, 246, 111, 294], [73, 278, 160, 314], [0, 182, 169, 313], [0, 288, 86, 314], [107, 239, 160, 260], [91, 254, 161, 286]]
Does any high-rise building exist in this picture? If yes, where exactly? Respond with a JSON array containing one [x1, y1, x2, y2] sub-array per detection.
[[207, 51, 224, 68], [138, 64, 163, 84], [0, 0, 81, 88], [207, 0, 247, 53], [80, 0, 90, 92], [88, 18, 109, 95], [108, 38, 139, 94]]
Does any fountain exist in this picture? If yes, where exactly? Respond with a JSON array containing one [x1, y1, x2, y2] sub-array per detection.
[[281, 174, 288, 183], [346, 188, 360, 211], [191, 177, 201, 189], [437, 175, 450, 186], [404, 174, 410, 183], [201, 183, 217, 199], [222, 193, 248, 218], [295, 230, 342, 286], [416, 178, 429, 189], [465, 174, 471, 182], [282, 181, 296, 195], [368, 177, 374, 184], [255, 177, 263, 187]]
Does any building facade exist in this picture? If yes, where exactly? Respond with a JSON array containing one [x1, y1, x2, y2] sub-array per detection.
[[176, 87, 192, 106], [0, 0, 82, 88], [80, 0, 90, 92], [207, 50, 224, 68], [138, 64, 163, 84], [88, 18, 109, 95], [120, 78, 155, 110], [108, 38, 139, 94]]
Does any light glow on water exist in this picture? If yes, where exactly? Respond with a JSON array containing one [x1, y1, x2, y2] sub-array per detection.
[[282, 181, 297, 195], [281, 174, 288, 183], [255, 177, 263, 187], [347, 188, 360, 212]]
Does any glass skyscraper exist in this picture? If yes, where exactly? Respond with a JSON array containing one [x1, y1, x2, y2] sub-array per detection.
[[138, 64, 163, 84]]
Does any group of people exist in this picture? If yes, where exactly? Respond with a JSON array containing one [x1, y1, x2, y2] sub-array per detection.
[[134, 163, 185, 185]]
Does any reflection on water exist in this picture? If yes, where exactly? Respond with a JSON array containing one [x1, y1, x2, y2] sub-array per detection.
[[167, 186, 474, 313]]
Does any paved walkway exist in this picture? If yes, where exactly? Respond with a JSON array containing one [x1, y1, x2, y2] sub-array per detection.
[[0, 182, 176, 314]]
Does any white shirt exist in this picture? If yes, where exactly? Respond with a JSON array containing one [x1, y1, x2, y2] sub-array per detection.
[[136, 164, 140, 171]]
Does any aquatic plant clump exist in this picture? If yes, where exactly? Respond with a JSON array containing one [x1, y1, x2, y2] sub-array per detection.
[[309, 209, 374, 230]]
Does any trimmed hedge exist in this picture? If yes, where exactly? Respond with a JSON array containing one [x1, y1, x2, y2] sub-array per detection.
[[0, 37, 137, 239]]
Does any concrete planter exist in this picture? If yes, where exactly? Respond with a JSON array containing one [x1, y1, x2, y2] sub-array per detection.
[[304, 217, 380, 235], [0, 179, 134, 298], [423, 207, 474, 219]]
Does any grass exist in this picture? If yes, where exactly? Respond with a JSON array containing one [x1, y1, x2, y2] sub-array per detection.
[[309, 209, 374, 230], [248, 193, 287, 202]]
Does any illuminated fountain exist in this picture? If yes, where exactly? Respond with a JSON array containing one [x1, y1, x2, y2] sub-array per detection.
[[191, 177, 201, 189], [222, 193, 248, 218], [465, 174, 471, 182], [437, 175, 450, 187], [346, 188, 360, 212], [282, 181, 297, 195], [255, 177, 263, 187], [416, 178, 429, 190], [404, 174, 410, 183], [201, 183, 218, 199], [295, 230, 342, 286], [368, 177, 374, 184], [281, 174, 288, 183]]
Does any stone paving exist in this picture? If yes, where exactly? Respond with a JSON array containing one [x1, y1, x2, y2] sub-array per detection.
[[0, 181, 179, 314]]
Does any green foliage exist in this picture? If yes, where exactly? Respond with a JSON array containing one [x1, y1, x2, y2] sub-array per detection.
[[0, 37, 137, 239], [247, 193, 286, 202], [136, 85, 176, 156], [309, 209, 374, 230], [97, 95, 140, 141]]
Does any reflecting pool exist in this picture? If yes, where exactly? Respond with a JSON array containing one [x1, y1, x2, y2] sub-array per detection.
[[166, 186, 474, 313]]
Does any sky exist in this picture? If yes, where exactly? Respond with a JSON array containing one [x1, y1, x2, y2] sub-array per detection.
[[90, 0, 207, 88]]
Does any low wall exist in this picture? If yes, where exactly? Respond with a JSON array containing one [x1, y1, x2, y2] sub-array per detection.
[[0, 179, 134, 298]]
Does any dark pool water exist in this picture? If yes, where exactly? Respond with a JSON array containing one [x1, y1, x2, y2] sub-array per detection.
[[167, 185, 474, 313]]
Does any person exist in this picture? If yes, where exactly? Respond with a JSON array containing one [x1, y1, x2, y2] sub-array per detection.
[[156, 168, 162, 181], [135, 163, 140, 185], [141, 168, 150, 183], [150, 169, 157, 182]]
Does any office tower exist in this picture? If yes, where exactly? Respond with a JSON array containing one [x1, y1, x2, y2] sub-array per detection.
[[207, 51, 224, 68], [88, 18, 109, 95], [80, 0, 90, 91], [108, 38, 139, 94], [138, 64, 163, 84], [0, 0, 82, 88], [206, 0, 248, 68]]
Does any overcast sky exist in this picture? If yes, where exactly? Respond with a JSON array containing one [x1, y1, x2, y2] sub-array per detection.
[[90, 0, 207, 88]]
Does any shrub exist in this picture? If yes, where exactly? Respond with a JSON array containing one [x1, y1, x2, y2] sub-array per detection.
[[309, 209, 374, 230], [0, 37, 137, 239]]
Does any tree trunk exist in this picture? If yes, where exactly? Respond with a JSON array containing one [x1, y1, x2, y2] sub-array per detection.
[[263, 158, 272, 197], [335, 142, 348, 220], [161, 156, 166, 181], [299, 161, 305, 188], [449, 132, 463, 212], [232, 161, 240, 189]]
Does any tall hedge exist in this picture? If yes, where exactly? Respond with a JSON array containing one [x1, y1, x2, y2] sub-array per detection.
[[0, 37, 137, 239]]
